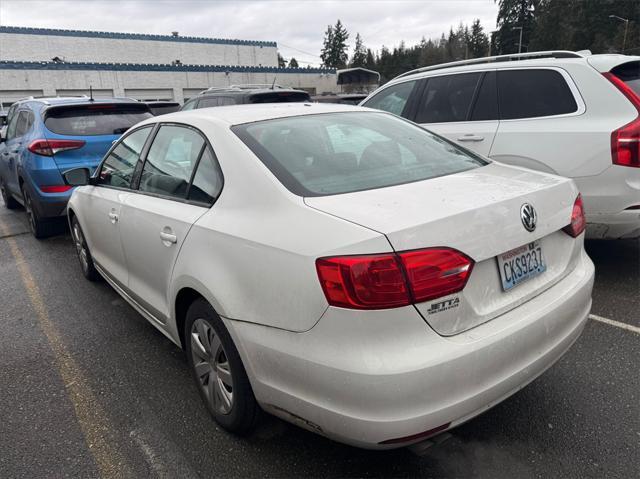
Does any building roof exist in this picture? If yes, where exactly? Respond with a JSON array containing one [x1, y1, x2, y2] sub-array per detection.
[[0, 25, 277, 47], [0, 60, 335, 75]]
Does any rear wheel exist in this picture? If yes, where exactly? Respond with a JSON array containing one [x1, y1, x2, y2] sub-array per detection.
[[71, 216, 100, 281], [22, 186, 56, 239], [185, 299, 260, 435], [0, 177, 19, 209]]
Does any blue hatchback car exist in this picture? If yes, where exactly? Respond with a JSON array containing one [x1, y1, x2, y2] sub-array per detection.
[[0, 97, 152, 237]]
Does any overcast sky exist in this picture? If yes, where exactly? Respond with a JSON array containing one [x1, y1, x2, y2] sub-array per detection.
[[0, 0, 498, 66]]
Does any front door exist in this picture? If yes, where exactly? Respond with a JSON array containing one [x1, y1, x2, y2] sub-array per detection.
[[83, 126, 154, 287]]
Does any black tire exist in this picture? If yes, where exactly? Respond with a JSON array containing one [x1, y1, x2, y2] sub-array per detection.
[[0, 177, 19, 209], [70, 215, 100, 281], [22, 186, 57, 239], [185, 298, 260, 435]]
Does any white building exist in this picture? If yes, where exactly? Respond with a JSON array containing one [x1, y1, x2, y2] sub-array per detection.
[[0, 26, 338, 107]]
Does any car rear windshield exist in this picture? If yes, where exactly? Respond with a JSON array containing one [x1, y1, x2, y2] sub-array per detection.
[[232, 111, 487, 196], [249, 91, 310, 104], [44, 104, 152, 136], [611, 61, 640, 96]]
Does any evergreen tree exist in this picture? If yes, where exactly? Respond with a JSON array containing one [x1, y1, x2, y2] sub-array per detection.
[[288, 57, 299, 68], [320, 24, 335, 68], [350, 33, 367, 67], [494, 0, 537, 55], [277, 53, 286, 68], [468, 19, 490, 58], [320, 20, 350, 69]]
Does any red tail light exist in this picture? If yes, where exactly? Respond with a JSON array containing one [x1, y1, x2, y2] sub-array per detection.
[[603, 72, 640, 168], [28, 139, 85, 157], [316, 248, 474, 310], [563, 194, 586, 238], [39, 185, 73, 193]]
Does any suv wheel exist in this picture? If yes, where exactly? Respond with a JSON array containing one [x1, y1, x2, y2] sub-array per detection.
[[185, 299, 260, 435], [71, 216, 100, 281], [0, 177, 19, 209], [22, 185, 56, 239]]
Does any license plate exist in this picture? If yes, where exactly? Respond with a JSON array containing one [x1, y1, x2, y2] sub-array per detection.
[[497, 241, 546, 291]]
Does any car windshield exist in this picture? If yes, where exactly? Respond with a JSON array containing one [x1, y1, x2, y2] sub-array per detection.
[[232, 111, 487, 196], [44, 104, 152, 136]]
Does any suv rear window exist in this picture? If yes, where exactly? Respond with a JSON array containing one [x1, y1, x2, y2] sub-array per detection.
[[45, 104, 152, 136], [249, 91, 310, 103], [610, 61, 640, 96], [232, 111, 487, 197], [497, 69, 578, 120]]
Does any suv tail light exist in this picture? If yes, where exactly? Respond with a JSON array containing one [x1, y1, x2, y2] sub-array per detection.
[[28, 139, 85, 156], [563, 194, 586, 238], [603, 72, 640, 168], [316, 248, 474, 310]]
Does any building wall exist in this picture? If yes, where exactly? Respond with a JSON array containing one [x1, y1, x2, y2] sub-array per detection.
[[0, 28, 278, 67], [0, 66, 339, 106]]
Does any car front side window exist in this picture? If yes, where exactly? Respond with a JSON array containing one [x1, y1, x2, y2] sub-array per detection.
[[98, 126, 153, 188], [362, 80, 417, 117], [138, 125, 205, 200]]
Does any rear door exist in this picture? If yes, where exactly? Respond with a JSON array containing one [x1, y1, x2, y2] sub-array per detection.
[[413, 71, 499, 156], [119, 124, 222, 323], [43, 103, 153, 173], [82, 126, 154, 287]]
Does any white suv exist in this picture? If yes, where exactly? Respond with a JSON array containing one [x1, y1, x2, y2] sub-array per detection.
[[361, 51, 640, 240]]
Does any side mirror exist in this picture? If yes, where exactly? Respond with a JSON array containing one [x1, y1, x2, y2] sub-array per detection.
[[63, 167, 91, 186]]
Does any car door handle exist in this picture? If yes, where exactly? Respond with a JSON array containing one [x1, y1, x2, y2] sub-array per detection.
[[457, 135, 484, 142], [160, 231, 177, 244], [108, 212, 119, 223]]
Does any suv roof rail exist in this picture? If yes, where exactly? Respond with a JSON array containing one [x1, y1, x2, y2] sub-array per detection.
[[395, 50, 586, 80], [201, 86, 242, 94]]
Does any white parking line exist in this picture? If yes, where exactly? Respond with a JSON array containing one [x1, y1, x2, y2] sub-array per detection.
[[589, 314, 640, 335]]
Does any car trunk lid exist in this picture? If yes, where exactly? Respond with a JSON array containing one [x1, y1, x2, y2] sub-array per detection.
[[305, 162, 582, 335]]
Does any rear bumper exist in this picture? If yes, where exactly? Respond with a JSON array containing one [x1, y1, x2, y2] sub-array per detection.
[[225, 250, 595, 449], [22, 172, 72, 218], [574, 165, 640, 239]]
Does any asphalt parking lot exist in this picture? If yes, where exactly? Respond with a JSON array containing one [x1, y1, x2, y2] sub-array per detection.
[[0, 200, 638, 479]]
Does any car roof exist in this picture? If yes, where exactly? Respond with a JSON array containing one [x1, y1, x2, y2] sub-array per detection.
[[18, 97, 142, 107], [142, 102, 372, 126], [199, 88, 309, 97]]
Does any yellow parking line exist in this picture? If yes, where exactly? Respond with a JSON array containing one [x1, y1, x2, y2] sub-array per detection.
[[0, 224, 131, 478]]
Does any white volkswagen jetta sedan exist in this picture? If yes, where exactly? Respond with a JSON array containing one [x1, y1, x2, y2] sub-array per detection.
[[64, 103, 594, 449]]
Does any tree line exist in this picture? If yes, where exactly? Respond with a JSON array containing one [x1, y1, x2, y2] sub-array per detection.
[[286, 0, 638, 83]]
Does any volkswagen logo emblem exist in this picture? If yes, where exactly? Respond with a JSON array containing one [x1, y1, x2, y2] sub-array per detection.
[[520, 203, 537, 232]]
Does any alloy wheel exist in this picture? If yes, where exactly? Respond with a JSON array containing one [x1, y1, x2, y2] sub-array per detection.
[[72, 222, 89, 273], [190, 318, 234, 415], [23, 191, 36, 234]]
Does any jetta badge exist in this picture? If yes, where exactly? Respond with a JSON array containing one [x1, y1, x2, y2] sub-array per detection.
[[520, 203, 537, 232]]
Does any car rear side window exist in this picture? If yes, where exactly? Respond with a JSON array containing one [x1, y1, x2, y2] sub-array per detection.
[[188, 147, 223, 204], [498, 69, 578, 120], [415, 72, 482, 124], [139, 125, 205, 200], [233, 111, 487, 197], [362, 80, 417, 117], [44, 104, 152, 136], [98, 126, 152, 188]]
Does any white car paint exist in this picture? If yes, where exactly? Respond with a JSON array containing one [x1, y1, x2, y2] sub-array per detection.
[[361, 52, 640, 239], [68, 103, 594, 449]]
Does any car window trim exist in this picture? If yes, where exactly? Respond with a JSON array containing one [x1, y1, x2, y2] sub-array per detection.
[[496, 66, 586, 122], [94, 124, 156, 191], [132, 121, 224, 207]]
